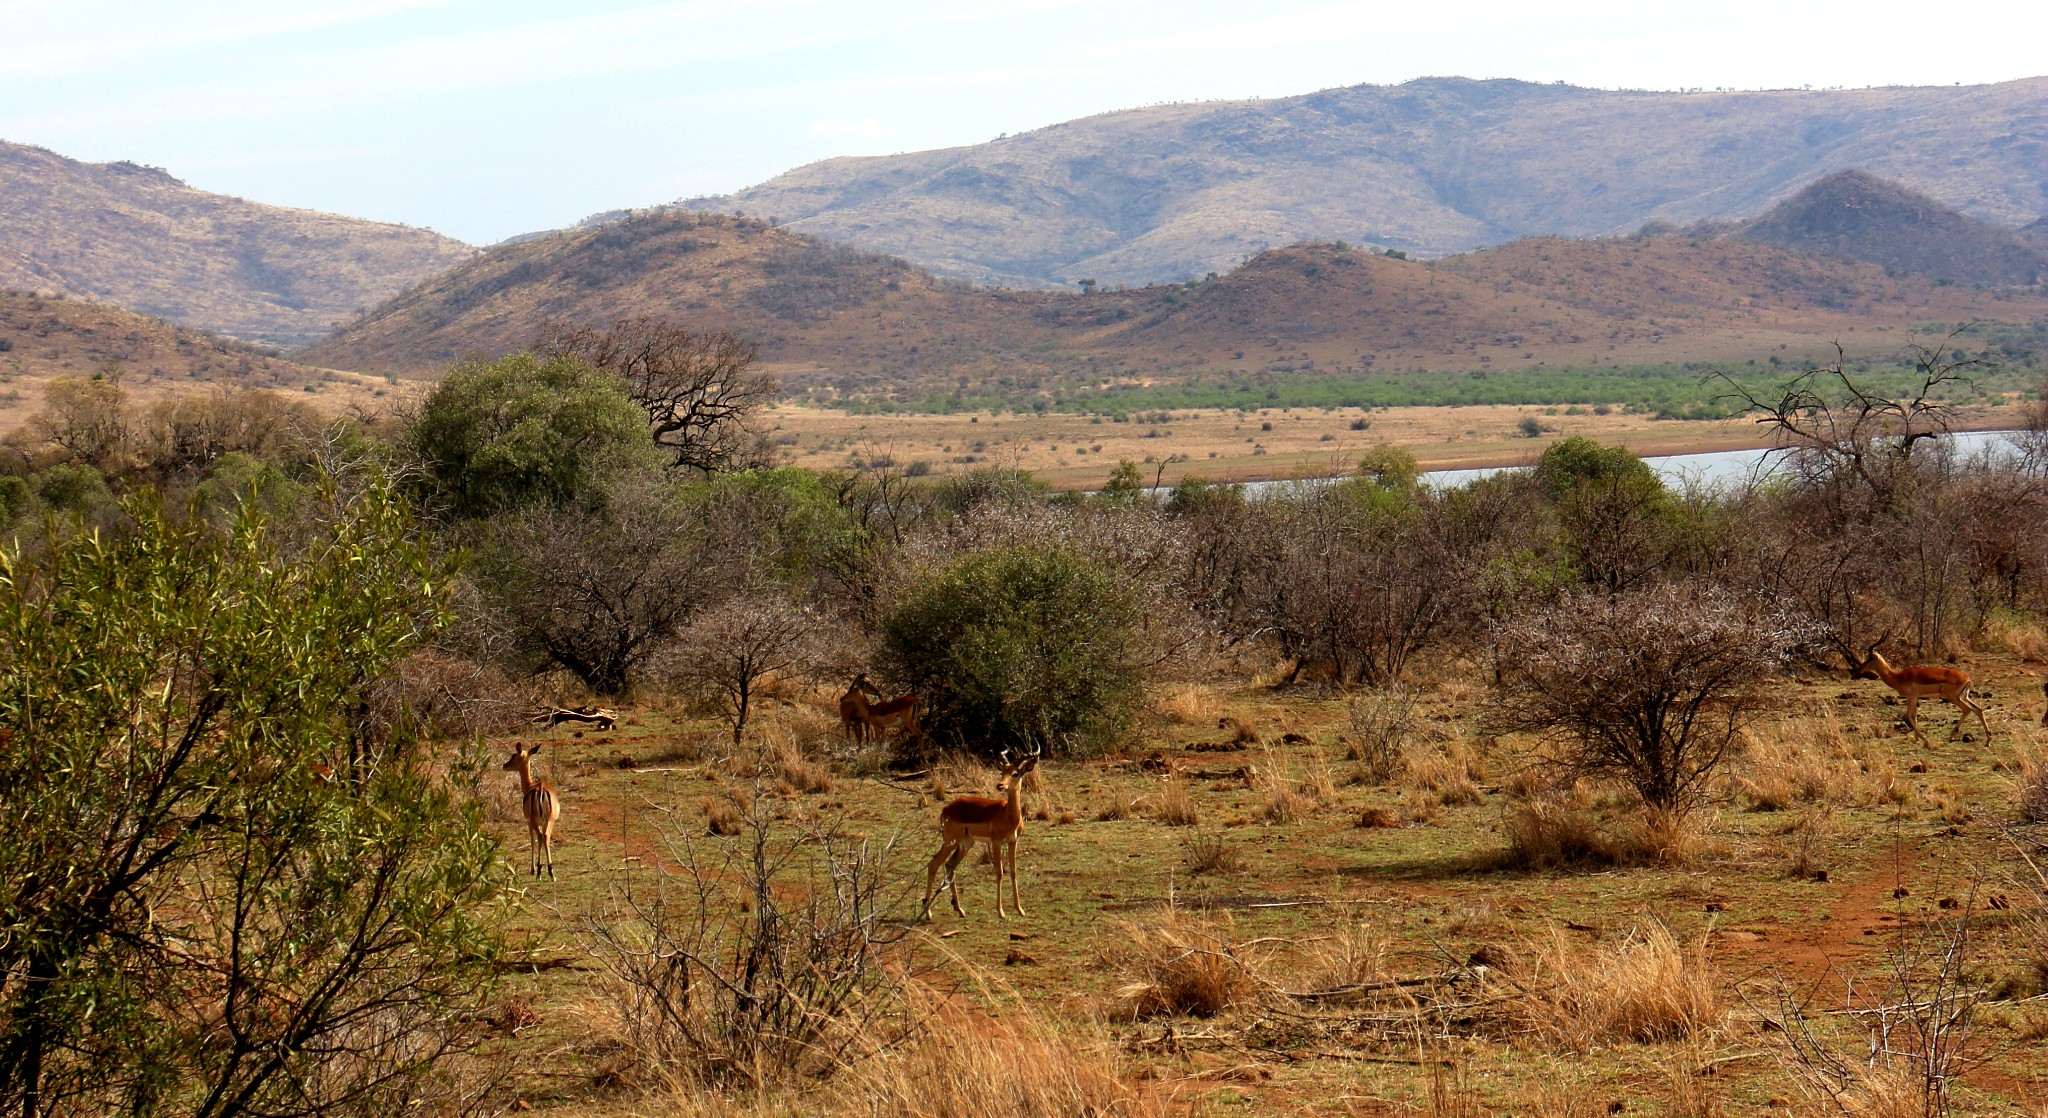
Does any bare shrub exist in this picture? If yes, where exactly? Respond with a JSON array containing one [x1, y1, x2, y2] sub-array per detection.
[[1776, 898, 1987, 1118], [1491, 585, 1812, 816], [658, 585, 825, 746], [1152, 772, 1198, 826], [1520, 922, 1725, 1049], [1182, 830, 1242, 875], [577, 801, 912, 1092], [1110, 913, 1264, 1019], [1345, 686, 1416, 782], [371, 648, 530, 743]]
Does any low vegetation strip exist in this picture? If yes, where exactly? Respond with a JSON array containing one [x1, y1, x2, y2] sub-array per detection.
[[864, 357, 2040, 418]]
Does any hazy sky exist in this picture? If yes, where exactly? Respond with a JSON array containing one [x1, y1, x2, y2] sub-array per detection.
[[3, 0, 2043, 245]]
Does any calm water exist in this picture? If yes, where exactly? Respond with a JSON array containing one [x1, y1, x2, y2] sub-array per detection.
[[1175, 429, 2030, 500]]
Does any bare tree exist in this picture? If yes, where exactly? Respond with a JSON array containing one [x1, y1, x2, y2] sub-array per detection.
[[1490, 584, 1813, 815], [1715, 333, 1981, 512], [29, 375, 130, 472], [538, 318, 779, 474], [476, 474, 719, 696], [660, 586, 825, 745]]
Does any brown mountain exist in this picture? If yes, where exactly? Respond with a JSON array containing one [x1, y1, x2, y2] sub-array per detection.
[[674, 76, 2048, 289], [0, 288, 369, 430], [0, 141, 475, 346], [1731, 170, 2048, 286], [306, 210, 2048, 401]]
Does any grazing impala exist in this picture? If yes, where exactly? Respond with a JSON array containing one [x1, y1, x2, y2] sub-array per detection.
[[503, 743, 561, 879], [850, 674, 926, 750], [1853, 637, 1990, 746], [921, 747, 1040, 921]]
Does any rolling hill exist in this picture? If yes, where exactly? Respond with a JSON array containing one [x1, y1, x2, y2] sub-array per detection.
[[673, 76, 2048, 289], [306, 210, 2048, 406], [0, 288, 373, 430], [1730, 170, 2048, 286], [0, 141, 475, 346]]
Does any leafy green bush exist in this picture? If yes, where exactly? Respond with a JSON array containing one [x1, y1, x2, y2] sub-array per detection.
[[30, 463, 112, 517], [0, 476, 504, 1116], [879, 547, 1143, 758], [411, 351, 655, 517]]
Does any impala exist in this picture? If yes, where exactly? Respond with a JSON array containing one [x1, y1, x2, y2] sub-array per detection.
[[837, 679, 875, 742], [850, 674, 925, 750], [1853, 637, 1990, 746], [921, 746, 1039, 921], [503, 742, 561, 879]]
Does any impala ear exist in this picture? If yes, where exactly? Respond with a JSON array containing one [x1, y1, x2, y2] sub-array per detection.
[[528, 744, 543, 757]]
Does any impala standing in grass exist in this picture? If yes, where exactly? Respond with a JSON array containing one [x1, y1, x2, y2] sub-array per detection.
[[922, 746, 1039, 921]]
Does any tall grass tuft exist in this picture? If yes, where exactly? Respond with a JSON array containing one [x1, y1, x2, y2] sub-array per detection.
[[1519, 922, 1725, 1049], [1110, 912, 1264, 1019]]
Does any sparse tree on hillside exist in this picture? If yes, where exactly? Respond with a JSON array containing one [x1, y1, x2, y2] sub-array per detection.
[[30, 374, 129, 472], [538, 318, 779, 474]]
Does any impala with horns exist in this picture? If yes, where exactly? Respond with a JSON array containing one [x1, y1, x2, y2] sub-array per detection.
[[921, 746, 1040, 921]]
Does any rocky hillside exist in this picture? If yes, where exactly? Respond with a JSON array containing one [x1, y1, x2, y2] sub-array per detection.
[[307, 211, 2048, 404], [1731, 170, 2047, 286], [674, 76, 2048, 289], [0, 141, 475, 346]]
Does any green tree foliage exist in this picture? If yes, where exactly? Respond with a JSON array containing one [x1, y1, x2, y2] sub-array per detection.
[[1535, 436, 1674, 593], [1098, 459, 1145, 503], [411, 352, 656, 517], [0, 478, 505, 1117], [879, 547, 1143, 757]]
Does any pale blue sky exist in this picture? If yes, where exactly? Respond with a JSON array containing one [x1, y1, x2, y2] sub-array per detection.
[[3, 0, 2042, 245]]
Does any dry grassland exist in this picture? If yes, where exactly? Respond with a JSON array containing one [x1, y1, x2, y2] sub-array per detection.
[[760, 402, 2032, 489], [460, 652, 2048, 1116]]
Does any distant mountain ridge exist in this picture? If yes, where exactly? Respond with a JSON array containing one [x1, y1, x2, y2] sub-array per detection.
[[0, 140, 476, 346], [1731, 170, 2048, 286], [306, 210, 2048, 403], [675, 76, 2048, 289]]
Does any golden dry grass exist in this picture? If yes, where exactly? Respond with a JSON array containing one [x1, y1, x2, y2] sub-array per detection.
[[1109, 912, 1264, 1020], [1519, 922, 1726, 1049], [1151, 772, 1198, 826], [1153, 683, 1222, 725]]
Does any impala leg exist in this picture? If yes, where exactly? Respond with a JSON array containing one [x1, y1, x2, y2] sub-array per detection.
[[1008, 838, 1026, 917], [993, 838, 1009, 920], [1904, 696, 1931, 747], [946, 843, 969, 916], [921, 839, 957, 920], [544, 826, 555, 881], [1955, 692, 1990, 741]]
